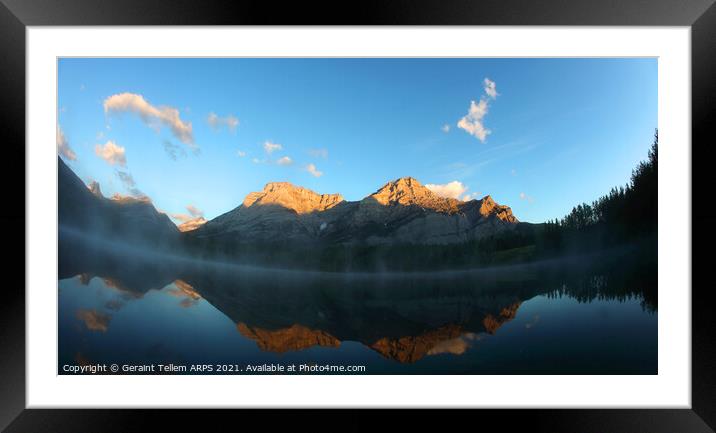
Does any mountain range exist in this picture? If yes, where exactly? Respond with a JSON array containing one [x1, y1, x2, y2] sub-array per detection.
[[59, 157, 521, 249], [194, 176, 518, 245]]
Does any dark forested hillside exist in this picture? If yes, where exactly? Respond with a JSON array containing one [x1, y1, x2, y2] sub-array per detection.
[[538, 130, 658, 256]]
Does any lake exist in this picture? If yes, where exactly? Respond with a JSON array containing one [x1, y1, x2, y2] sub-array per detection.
[[57, 238, 657, 375]]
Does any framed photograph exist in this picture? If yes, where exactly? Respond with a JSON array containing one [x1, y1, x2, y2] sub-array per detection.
[[4, 0, 715, 431]]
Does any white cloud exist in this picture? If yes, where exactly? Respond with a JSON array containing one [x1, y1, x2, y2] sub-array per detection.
[[94, 140, 126, 167], [236, 150, 247, 157], [171, 214, 192, 223], [441, 124, 450, 133], [172, 205, 204, 226], [308, 148, 328, 158], [277, 156, 293, 166], [510, 168, 517, 176], [116, 170, 136, 188], [103, 93, 194, 147], [461, 192, 481, 201], [115, 170, 145, 198], [457, 78, 499, 143], [207, 112, 239, 132], [484, 78, 498, 99], [519, 192, 534, 203], [162, 140, 187, 161], [457, 99, 490, 143], [186, 204, 203, 218], [251, 158, 261, 164], [56, 125, 77, 161], [263, 141, 282, 154], [425, 181, 469, 199], [306, 163, 323, 177]]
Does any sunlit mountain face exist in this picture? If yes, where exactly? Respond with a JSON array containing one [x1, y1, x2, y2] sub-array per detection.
[[193, 176, 518, 245]]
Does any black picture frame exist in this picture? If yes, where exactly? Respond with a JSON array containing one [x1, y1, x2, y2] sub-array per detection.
[[2, 0, 714, 431]]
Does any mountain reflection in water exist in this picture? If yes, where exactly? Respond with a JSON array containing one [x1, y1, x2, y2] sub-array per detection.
[[58, 240, 657, 374]]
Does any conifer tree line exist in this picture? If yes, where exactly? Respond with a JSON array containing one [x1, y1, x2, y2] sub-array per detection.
[[539, 130, 657, 253]]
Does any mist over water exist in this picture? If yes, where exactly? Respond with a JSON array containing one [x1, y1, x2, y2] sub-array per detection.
[[58, 230, 657, 374]]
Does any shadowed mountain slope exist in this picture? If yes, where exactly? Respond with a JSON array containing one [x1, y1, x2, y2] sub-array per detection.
[[58, 157, 179, 248]]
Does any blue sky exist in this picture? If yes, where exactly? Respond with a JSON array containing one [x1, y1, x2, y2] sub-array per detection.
[[57, 58, 657, 224]]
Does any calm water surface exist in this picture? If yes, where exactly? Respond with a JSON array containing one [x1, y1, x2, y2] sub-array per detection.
[[58, 244, 657, 374]]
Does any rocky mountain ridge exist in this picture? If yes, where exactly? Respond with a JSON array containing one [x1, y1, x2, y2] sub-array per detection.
[[59, 157, 520, 248], [194, 176, 518, 245], [243, 182, 344, 214]]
